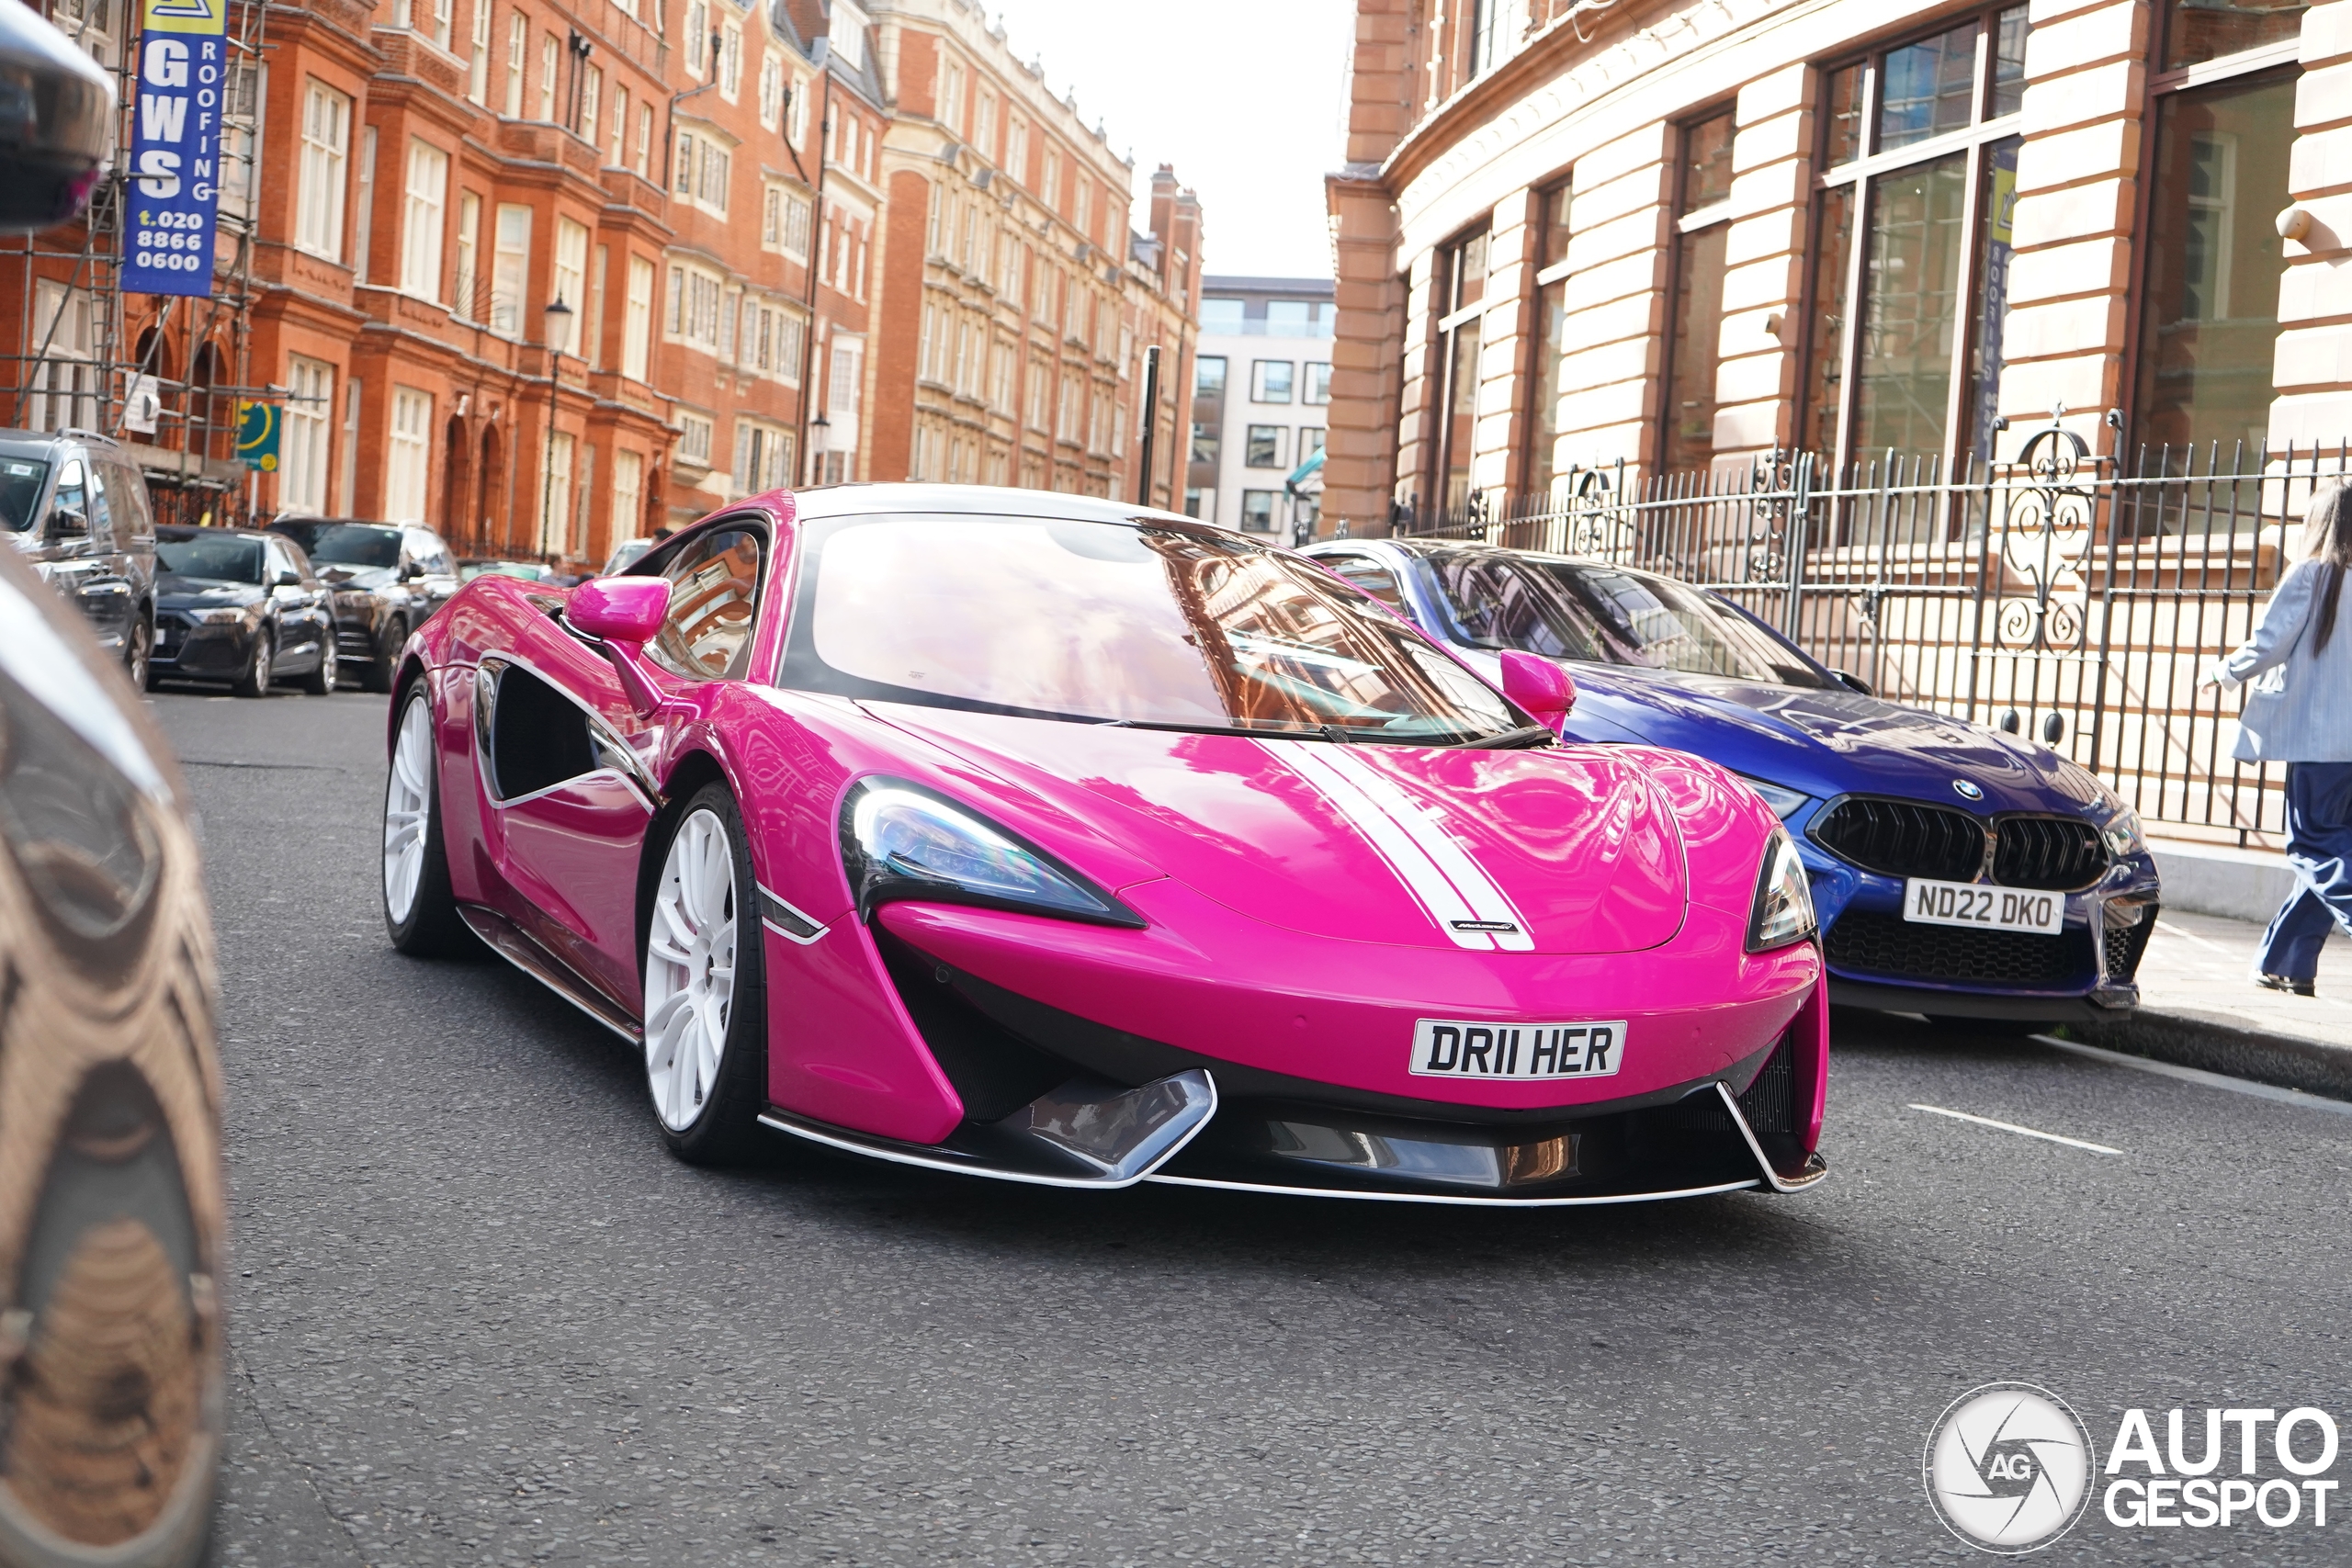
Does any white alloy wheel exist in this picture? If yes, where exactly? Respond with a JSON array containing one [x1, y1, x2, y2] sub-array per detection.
[[644, 808, 739, 1133], [382, 695, 433, 924]]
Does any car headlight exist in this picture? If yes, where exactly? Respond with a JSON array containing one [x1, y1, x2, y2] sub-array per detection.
[[841, 780, 1144, 928], [192, 606, 249, 624], [1737, 774, 1810, 820], [1746, 829, 1816, 953], [2102, 807, 2146, 859]]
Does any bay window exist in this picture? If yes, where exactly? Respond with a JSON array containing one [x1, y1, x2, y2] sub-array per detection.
[[1803, 6, 2029, 481], [1660, 108, 1735, 476]]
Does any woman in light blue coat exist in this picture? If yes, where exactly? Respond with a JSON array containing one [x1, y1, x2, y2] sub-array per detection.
[[2207, 483, 2352, 995]]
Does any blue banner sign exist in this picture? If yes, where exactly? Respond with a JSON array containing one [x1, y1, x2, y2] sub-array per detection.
[[123, 0, 227, 298]]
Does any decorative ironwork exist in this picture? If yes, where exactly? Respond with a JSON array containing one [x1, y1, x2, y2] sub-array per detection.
[[1385, 415, 2347, 842]]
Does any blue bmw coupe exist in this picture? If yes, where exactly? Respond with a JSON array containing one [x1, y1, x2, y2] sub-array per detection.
[[1303, 538, 2161, 1026]]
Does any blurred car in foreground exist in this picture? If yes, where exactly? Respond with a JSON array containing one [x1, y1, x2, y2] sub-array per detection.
[[458, 558, 559, 585], [151, 525, 336, 695], [266, 520, 458, 692], [1304, 538, 2161, 1027], [0, 540, 225, 1567], [0, 428, 157, 690], [379, 485, 1826, 1203]]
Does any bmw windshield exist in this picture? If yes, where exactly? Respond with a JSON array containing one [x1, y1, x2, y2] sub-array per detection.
[[1423, 549, 1830, 689], [783, 514, 1526, 743]]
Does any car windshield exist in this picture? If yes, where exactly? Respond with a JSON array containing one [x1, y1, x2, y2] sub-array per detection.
[[278, 523, 401, 569], [157, 534, 266, 583], [1423, 550, 1829, 688], [0, 457, 50, 532], [462, 561, 551, 581], [783, 514, 1521, 742]]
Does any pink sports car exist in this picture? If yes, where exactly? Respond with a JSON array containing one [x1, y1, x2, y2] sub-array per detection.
[[379, 486, 1827, 1204]]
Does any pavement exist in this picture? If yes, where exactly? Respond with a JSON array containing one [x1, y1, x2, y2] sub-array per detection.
[[151, 686, 2352, 1566], [2076, 908, 2352, 1100]]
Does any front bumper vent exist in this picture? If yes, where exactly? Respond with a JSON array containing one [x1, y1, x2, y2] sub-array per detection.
[[1825, 909, 2088, 987]]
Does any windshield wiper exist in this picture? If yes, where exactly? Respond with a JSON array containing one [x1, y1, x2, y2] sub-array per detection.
[[1462, 725, 1559, 750]]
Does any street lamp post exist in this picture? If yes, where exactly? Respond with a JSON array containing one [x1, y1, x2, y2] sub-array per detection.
[[540, 294, 572, 561]]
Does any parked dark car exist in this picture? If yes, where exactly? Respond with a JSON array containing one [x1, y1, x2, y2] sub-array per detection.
[[150, 525, 337, 696], [0, 427, 159, 689], [0, 527, 226, 1568], [266, 519, 458, 692], [1304, 537, 2163, 1028]]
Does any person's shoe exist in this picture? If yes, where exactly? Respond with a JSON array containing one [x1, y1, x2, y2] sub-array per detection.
[[2256, 973, 2318, 998]]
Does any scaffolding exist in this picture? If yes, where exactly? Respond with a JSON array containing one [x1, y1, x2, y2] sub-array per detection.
[[4, 0, 270, 527]]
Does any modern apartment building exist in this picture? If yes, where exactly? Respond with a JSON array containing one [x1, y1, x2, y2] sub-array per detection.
[[1184, 275, 1333, 539], [0, 0, 1200, 570], [1323, 0, 2347, 532]]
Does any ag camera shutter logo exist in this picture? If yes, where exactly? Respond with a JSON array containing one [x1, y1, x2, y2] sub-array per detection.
[[1924, 1382, 2096, 1553]]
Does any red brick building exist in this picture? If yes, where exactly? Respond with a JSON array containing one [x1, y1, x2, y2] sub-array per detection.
[[2, 0, 1200, 570]]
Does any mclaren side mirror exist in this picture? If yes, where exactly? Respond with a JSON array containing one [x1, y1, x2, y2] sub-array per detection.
[[570, 575, 670, 645], [570, 576, 673, 716], [1832, 669, 1873, 696], [1499, 649, 1576, 737]]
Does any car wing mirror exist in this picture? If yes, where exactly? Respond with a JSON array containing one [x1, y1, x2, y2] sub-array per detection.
[[273, 570, 301, 588], [1832, 669, 1872, 696], [570, 575, 673, 715], [1499, 649, 1576, 737], [47, 504, 85, 538]]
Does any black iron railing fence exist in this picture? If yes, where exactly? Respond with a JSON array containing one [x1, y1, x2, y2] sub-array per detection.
[[1379, 423, 2351, 844]]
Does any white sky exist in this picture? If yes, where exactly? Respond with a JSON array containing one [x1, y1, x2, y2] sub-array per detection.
[[974, 0, 1357, 282]]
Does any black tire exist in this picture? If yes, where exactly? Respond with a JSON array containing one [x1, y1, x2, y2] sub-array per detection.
[[232, 630, 273, 698], [363, 615, 406, 694], [300, 630, 338, 694], [642, 783, 769, 1165], [381, 682, 472, 956], [124, 608, 153, 692]]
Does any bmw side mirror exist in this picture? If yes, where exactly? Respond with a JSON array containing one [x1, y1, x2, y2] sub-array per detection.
[[1499, 649, 1576, 737], [1832, 669, 1872, 696], [47, 504, 85, 539]]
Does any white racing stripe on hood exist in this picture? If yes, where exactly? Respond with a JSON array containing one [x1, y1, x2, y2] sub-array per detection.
[[1269, 741, 1533, 952]]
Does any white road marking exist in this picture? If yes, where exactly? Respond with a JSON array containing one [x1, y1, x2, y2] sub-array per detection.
[[2153, 918, 2228, 953], [2034, 1034, 2352, 1119], [1905, 1102, 2124, 1156]]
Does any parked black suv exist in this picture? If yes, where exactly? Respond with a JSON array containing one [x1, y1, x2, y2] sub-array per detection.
[[266, 519, 458, 692], [0, 427, 159, 686]]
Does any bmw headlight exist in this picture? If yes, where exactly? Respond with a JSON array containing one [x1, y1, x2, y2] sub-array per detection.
[[2102, 806, 2147, 860], [1746, 829, 1817, 953], [842, 780, 1143, 928], [1737, 774, 1810, 820]]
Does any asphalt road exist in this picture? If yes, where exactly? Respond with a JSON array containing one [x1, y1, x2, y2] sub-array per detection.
[[151, 685, 2352, 1567]]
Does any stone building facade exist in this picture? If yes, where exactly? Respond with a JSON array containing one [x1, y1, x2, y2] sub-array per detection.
[[1324, 0, 2337, 533], [2, 0, 1198, 570]]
